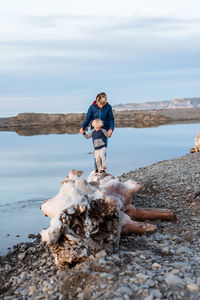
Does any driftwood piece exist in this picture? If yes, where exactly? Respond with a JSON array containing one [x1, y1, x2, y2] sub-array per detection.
[[40, 170, 177, 269], [190, 132, 200, 153]]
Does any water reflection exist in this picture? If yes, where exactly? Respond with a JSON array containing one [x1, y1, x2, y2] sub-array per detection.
[[1, 120, 199, 136]]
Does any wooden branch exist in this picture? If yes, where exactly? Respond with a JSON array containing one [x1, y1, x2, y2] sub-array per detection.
[[124, 206, 178, 221]]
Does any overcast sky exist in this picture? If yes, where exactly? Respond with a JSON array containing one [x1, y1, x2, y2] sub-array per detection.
[[0, 0, 200, 112]]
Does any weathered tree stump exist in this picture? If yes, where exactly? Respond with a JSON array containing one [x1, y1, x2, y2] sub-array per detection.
[[40, 170, 177, 269]]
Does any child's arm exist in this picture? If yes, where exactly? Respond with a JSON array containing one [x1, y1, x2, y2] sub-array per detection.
[[101, 129, 110, 138], [83, 130, 93, 139]]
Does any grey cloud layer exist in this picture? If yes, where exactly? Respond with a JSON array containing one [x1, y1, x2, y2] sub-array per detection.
[[0, 14, 199, 98]]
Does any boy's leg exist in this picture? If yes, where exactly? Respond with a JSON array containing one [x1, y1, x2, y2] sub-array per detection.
[[94, 150, 102, 171], [95, 138, 107, 171], [99, 147, 107, 170], [94, 157, 98, 172]]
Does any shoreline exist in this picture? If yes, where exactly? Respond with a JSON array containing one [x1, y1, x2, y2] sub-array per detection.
[[1, 152, 200, 299], [0, 108, 200, 136]]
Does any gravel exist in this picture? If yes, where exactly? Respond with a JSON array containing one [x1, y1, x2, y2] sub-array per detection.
[[0, 152, 200, 299]]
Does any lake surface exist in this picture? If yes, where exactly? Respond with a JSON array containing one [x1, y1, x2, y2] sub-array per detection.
[[0, 123, 199, 255]]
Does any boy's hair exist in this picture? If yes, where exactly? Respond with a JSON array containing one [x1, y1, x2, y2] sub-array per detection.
[[92, 119, 104, 128], [96, 92, 107, 106]]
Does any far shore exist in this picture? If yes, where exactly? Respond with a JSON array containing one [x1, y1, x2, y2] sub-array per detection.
[[0, 107, 200, 136]]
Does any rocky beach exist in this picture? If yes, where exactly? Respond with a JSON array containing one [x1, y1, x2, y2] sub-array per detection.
[[0, 152, 200, 300]]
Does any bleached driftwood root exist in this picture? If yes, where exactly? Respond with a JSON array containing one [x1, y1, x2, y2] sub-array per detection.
[[40, 170, 177, 269], [191, 132, 200, 153]]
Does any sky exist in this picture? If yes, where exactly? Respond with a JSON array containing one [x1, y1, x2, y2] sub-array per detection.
[[0, 0, 200, 113]]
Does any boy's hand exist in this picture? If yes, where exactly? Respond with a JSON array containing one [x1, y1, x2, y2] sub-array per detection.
[[108, 129, 113, 137], [80, 128, 84, 134]]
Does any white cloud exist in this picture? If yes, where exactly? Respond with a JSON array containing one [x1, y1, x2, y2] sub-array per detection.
[[1, 0, 200, 18]]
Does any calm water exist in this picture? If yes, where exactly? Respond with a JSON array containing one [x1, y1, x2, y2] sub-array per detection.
[[0, 123, 199, 255]]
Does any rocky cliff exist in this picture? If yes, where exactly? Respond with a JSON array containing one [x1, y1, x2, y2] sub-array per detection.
[[113, 97, 200, 110]]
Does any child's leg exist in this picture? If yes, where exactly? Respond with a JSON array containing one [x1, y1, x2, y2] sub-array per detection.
[[94, 150, 102, 171], [99, 147, 107, 170], [94, 157, 98, 171]]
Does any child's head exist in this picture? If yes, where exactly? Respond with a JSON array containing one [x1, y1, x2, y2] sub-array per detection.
[[96, 92, 107, 108], [92, 119, 104, 131]]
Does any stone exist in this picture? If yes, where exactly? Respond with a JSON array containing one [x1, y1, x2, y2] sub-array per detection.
[[170, 269, 180, 274], [176, 247, 190, 255], [95, 250, 107, 258], [21, 288, 29, 297], [165, 274, 183, 286], [144, 296, 153, 300], [161, 246, 170, 254], [150, 289, 162, 298], [18, 252, 26, 260], [136, 273, 149, 282], [145, 279, 155, 288], [117, 286, 132, 296], [99, 273, 111, 278], [29, 286, 37, 295], [152, 262, 161, 268], [186, 284, 199, 291]]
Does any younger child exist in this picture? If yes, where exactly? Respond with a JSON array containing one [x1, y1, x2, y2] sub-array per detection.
[[82, 119, 110, 173]]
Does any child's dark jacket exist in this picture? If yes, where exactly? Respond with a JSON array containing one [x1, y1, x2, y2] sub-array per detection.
[[81, 101, 114, 131], [83, 129, 109, 150]]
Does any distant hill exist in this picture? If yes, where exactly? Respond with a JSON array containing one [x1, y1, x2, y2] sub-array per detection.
[[113, 97, 200, 111]]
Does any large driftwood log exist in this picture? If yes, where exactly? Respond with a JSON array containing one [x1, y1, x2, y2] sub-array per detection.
[[40, 170, 177, 269]]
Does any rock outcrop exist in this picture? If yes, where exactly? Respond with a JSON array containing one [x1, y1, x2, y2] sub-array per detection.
[[0, 108, 200, 136]]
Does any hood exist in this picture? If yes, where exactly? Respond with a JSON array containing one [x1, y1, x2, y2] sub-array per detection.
[[93, 100, 108, 106]]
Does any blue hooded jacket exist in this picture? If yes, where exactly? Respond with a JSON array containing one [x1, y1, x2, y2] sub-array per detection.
[[81, 101, 114, 131]]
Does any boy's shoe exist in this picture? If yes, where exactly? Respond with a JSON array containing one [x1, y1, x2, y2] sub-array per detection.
[[99, 170, 105, 173], [95, 169, 98, 174]]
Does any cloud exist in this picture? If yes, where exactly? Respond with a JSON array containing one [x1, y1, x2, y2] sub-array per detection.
[[108, 17, 200, 35], [0, 2, 200, 101], [0, 14, 200, 66], [1, 0, 200, 18]]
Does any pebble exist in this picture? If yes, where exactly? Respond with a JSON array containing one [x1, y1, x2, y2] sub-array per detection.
[[29, 285, 37, 295], [18, 252, 26, 260], [152, 262, 161, 268], [136, 273, 149, 282], [145, 279, 155, 288], [165, 274, 183, 286], [95, 250, 107, 258], [144, 296, 153, 300], [187, 284, 199, 291], [150, 289, 162, 298], [116, 286, 132, 296]]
